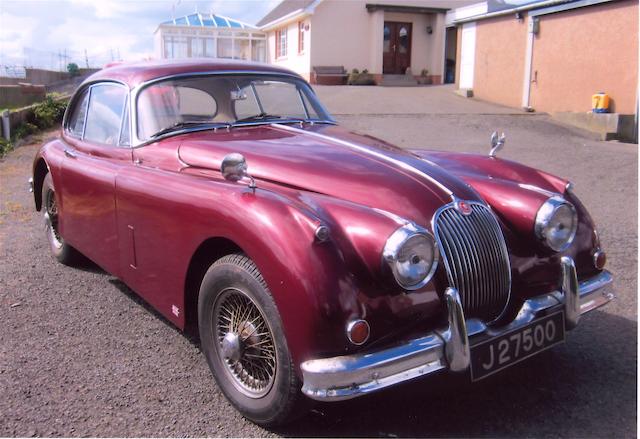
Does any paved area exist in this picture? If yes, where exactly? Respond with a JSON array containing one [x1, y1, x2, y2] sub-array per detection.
[[0, 85, 636, 437], [315, 84, 523, 115]]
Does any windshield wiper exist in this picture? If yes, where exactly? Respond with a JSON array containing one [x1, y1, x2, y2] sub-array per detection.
[[234, 112, 283, 123], [150, 121, 230, 139]]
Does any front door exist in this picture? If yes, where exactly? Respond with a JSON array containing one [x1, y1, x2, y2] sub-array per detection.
[[60, 83, 131, 276], [383, 22, 412, 74]]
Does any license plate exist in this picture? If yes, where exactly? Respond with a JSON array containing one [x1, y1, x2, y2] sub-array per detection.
[[470, 312, 565, 381]]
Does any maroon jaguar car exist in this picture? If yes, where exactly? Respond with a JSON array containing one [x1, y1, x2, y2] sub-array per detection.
[[31, 59, 614, 425]]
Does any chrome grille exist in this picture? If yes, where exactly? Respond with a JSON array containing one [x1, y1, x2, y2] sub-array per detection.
[[433, 202, 511, 321]]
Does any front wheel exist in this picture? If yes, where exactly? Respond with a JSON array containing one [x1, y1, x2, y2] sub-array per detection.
[[42, 173, 79, 265], [198, 253, 307, 426]]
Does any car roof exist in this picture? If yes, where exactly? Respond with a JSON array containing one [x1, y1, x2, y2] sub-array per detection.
[[83, 58, 303, 89]]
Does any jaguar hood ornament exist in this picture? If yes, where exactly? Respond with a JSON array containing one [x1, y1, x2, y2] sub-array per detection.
[[489, 131, 506, 158]]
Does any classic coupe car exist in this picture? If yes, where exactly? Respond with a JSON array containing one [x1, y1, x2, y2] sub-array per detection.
[[31, 59, 614, 425]]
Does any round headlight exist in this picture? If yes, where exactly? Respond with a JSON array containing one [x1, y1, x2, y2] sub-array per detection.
[[383, 224, 439, 290], [535, 196, 578, 251]]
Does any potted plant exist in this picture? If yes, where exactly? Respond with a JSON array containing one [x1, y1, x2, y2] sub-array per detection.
[[348, 68, 376, 86], [417, 69, 432, 85]]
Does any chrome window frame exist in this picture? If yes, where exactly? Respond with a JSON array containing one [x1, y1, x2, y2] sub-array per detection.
[[63, 79, 132, 149], [130, 70, 336, 148]]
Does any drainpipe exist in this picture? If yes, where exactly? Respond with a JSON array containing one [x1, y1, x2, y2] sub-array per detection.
[[521, 16, 538, 111]]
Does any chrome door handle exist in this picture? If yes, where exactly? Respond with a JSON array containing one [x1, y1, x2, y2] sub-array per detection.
[[64, 149, 77, 158]]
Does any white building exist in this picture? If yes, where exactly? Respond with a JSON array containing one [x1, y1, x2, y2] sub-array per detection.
[[154, 13, 267, 62], [256, 0, 476, 84]]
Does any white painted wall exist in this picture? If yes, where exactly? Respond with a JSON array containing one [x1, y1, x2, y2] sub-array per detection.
[[264, 0, 448, 79], [459, 22, 476, 89], [267, 19, 312, 80]]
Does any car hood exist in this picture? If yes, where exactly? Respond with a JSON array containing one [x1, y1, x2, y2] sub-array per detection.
[[177, 124, 479, 227]]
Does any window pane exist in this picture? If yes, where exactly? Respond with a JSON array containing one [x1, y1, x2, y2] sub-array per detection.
[[174, 37, 188, 58], [280, 29, 288, 56], [399, 26, 409, 54], [214, 16, 228, 27], [234, 86, 261, 120], [217, 38, 232, 58], [137, 75, 332, 141], [204, 38, 216, 57], [137, 82, 217, 140], [251, 40, 266, 62], [191, 37, 204, 57], [67, 89, 89, 137], [84, 85, 127, 146], [253, 81, 305, 118], [234, 39, 250, 60], [383, 25, 391, 52]]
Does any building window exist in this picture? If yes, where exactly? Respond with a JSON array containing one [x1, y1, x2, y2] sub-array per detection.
[[275, 27, 287, 58], [298, 21, 305, 54]]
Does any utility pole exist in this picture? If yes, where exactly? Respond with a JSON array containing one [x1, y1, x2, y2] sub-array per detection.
[[110, 48, 114, 62], [84, 49, 89, 68]]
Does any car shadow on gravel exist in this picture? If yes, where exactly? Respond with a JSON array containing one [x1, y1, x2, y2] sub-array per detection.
[[107, 277, 201, 346], [272, 311, 636, 438]]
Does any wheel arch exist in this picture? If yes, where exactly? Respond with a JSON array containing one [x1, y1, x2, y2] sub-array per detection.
[[183, 236, 243, 336], [33, 157, 49, 211]]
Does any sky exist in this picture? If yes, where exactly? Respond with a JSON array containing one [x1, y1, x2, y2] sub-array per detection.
[[0, 0, 281, 69]]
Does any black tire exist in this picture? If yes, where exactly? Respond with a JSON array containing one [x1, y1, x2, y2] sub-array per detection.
[[42, 173, 79, 265], [198, 253, 307, 426]]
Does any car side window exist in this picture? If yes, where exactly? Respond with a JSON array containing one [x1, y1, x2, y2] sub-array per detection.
[[84, 84, 127, 146], [66, 89, 89, 138]]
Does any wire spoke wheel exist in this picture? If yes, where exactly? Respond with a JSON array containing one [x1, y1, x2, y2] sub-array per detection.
[[45, 186, 62, 248], [213, 288, 277, 398]]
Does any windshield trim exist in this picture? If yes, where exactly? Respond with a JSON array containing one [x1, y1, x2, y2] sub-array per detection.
[[130, 70, 336, 147]]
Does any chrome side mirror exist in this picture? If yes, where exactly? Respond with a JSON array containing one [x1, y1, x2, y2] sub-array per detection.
[[221, 153, 256, 190], [489, 131, 506, 158]]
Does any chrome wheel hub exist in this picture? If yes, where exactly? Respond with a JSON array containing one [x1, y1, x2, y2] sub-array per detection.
[[221, 331, 242, 362], [213, 288, 277, 398]]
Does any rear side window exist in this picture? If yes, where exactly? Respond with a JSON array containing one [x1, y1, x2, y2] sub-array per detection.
[[66, 89, 89, 137], [84, 84, 127, 146]]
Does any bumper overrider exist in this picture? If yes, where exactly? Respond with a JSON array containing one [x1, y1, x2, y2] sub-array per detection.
[[301, 257, 614, 401]]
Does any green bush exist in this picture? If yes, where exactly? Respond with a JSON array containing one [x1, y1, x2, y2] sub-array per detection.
[[33, 94, 67, 129], [13, 122, 38, 140], [0, 137, 13, 157]]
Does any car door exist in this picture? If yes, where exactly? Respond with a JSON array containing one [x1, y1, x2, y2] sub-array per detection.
[[60, 82, 132, 276]]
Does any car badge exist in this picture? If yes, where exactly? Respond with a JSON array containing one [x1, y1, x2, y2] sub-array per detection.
[[457, 200, 472, 215]]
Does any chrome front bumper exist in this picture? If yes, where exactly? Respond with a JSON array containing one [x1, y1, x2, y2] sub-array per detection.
[[301, 257, 614, 401]]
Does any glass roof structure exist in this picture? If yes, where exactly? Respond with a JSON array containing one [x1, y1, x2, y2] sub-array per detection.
[[162, 13, 257, 29]]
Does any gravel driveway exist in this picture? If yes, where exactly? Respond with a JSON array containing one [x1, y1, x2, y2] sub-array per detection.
[[0, 86, 636, 437]]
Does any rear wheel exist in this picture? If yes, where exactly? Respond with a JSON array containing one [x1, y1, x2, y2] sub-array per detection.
[[42, 173, 79, 265], [198, 253, 307, 426]]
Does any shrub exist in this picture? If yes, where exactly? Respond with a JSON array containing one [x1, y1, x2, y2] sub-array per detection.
[[13, 122, 38, 140], [33, 94, 67, 129], [351, 68, 360, 74], [0, 137, 13, 157], [421, 69, 429, 77]]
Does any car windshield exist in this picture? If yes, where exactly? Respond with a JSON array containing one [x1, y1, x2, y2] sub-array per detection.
[[136, 74, 333, 141]]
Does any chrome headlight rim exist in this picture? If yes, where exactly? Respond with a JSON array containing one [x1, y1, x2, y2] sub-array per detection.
[[534, 196, 578, 252], [382, 223, 439, 291]]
